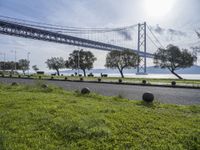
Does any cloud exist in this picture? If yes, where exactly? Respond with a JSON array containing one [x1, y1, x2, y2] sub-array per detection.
[[149, 24, 188, 41], [167, 28, 187, 37], [152, 25, 165, 34], [117, 30, 132, 41]]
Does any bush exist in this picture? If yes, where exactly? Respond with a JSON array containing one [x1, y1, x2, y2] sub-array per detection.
[[171, 81, 176, 86], [142, 80, 147, 84], [18, 75, 21, 78], [101, 73, 108, 77], [37, 71, 44, 75], [88, 73, 94, 77], [98, 78, 101, 82], [142, 92, 154, 103], [80, 77, 83, 81], [65, 77, 68, 80], [39, 76, 42, 79], [118, 79, 122, 83], [9, 74, 12, 78], [51, 76, 54, 80], [1, 74, 4, 77], [81, 87, 90, 94]]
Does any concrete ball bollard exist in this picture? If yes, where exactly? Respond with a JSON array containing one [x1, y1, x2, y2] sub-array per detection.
[[142, 92, 154, 103], [11, 82, 18, 86], [81, 87, 90, 94], [41, 84, 48, 89]]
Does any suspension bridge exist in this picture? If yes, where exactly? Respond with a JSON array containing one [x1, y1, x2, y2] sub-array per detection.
[[0, 16, 165, 74]]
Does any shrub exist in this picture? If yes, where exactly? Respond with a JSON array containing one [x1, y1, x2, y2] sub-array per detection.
[[80, 77, 83, 81], [39, 76, 42, 79], [98, 78, 101, 82], [65, 77, 68, 80], [51, 76, 54, 80], [118, 79, 122, 83], [18, 75, 21, 78], [142, 92, 154, 103], [171, 81, 176, 86], [142, 80, 147, 84], [37, 71, 44, 75], [88, 73, 94, 77]]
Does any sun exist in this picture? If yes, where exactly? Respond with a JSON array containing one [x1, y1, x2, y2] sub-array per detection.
[[145, 0, 175, 18]]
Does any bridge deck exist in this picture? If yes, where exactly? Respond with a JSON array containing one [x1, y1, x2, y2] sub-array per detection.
[[0, 19, 154, 58]]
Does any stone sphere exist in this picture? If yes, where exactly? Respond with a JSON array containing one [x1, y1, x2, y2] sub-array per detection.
[[81, 87, 90, 94], [142, 92, 154, 103], [41, 84, 48, 88], [11, 82, 18, 86]]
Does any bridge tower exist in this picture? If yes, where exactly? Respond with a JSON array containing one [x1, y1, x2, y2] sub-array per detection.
[[137, 22, 147, 75]]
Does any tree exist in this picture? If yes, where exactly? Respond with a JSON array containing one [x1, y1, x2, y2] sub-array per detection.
[[18, 59, 30, 75], [154, 44, 197, 79], [105, 50, 139, 78], [196, 31, 200, 38], [66, 49, 97, 77], [32, 65, 39, 73], [45, 57, 65, 76]]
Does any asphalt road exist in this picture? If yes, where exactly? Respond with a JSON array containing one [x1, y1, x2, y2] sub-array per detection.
[[0, 77, 200, 105]]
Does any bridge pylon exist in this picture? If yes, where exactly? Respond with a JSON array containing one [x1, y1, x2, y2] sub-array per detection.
[[136, 22, 147, 75]]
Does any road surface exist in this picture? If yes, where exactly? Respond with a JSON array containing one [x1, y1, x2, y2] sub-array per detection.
[[0, 77, 200, 105]]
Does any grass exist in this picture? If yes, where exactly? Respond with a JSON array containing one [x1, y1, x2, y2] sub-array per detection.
[[1, 73, 200, 87], [0, 83, 200, 149]]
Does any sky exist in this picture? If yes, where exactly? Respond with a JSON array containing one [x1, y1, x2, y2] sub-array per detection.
[[0, 0, 200, 71]]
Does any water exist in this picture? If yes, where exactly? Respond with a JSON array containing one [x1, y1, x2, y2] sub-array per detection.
[[59, 71, 200, 79], [99, 74, 200, 80]]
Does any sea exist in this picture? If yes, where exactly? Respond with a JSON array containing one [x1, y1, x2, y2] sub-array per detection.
[[58, 69, 200, 80]]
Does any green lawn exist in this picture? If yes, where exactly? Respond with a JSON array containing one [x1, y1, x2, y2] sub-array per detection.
[[1, 73, 200, 87], [0, 83, 200, 149]]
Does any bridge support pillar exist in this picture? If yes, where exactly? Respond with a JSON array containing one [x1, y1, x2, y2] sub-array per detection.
[[136, 22, 147, 75]]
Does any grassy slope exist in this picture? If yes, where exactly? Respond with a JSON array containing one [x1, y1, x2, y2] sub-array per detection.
[[0, 83, 200, 150]]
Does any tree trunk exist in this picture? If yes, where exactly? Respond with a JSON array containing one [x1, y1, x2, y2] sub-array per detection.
[[23, 70, 25, 75], [56, 69, 60, 76], [119, 69, 124, 78], [82, 69, 86, 77], [171, 70, 183, 79]]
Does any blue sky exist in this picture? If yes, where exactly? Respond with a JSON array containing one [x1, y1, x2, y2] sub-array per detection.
[[0, 0, 200, 71]]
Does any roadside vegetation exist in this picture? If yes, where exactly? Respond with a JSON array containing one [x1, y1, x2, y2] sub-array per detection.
[[0, 83, 199, 149], [0, 73, 200, 87]]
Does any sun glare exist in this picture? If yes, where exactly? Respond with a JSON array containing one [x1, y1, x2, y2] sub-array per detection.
[[145, 0, 175, 18]]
